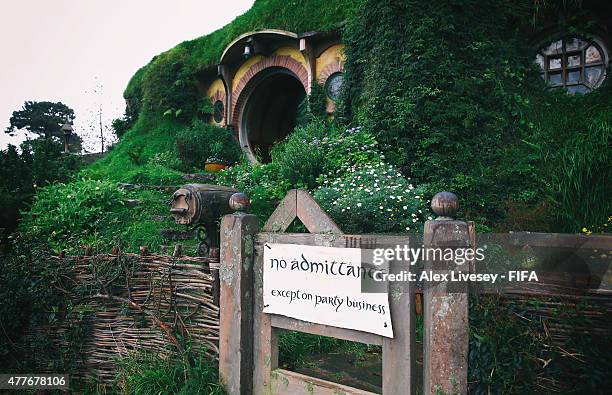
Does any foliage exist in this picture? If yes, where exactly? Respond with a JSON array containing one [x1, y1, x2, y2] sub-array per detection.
[[0, 139, 80, 235], [116, 351, 224, 395], [175, 120, 241, 170], [340, 0, 612, 229], [523, 93, 612, 232], [268, 121, 329, 189], [19, 179, 183, 254], [469, 294, 611, 394], [82, 116, 183, 184], [315, 161, 430, 233], [5, 101, 75, 140], [216, 160, 290, 221], [0, 249, 33, 370], [111, 112, 137, 139], [308, 81, 328, 120], [278, 331, 375, 371], [142, 49, 203, 122]]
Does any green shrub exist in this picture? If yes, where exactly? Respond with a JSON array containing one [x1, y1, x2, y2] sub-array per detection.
[[176, 120, 241, 170], [315, 161, 430, 233], [19, 180, 182, 253], [21, 180, 125, 247], [215, 160, 290, 221], [141, 49, 202, 122], [341, 0, 550, 226], [122, 164, 184, 185], [269, 121, 328, 189], [469, 295, 612, 394]]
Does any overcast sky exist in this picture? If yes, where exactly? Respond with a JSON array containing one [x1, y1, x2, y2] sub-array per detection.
[[0, 0, 254, 151]]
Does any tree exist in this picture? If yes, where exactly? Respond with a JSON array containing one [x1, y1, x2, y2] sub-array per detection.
[[5, 101, 75, 140]]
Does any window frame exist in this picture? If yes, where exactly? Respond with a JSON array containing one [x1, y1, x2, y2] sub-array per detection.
[[537, 35, 609, 93]]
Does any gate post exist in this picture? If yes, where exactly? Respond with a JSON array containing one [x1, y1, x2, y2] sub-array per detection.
[[219, 195, 258, 395], [423, 192, 472, 395]]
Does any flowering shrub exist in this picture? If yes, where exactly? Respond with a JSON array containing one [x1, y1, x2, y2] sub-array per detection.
[[314, 161, 431, 233], [315, 126, 382, 173], [217, 122, 431, 232]]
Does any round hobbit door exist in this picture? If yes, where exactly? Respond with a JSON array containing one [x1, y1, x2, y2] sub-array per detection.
[[240, 69, 306, 163]]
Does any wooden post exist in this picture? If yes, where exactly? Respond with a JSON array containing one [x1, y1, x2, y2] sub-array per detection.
[[423, 192, 471, 395], [382, 269, 416, 394], [219, 211, 258, 395]]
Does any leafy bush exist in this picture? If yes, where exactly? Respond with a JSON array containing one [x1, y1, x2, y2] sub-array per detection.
[[546, 113, 611, 232], [176, 120, 241, 170], [315, 161, 430, 233], [269, 121, 328, 189], [141, 49, 202, 122], [341, 0, 556, 226], [21, 180, 125, 247], [19, 180, 182, 253], [0, 139, 80, 235], [216, 160, 290, 221]]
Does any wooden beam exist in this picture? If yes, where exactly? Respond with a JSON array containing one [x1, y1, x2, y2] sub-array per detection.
[[263, 189, 297, 232], [270, 369, 379, 395], [296, 189, 343, 234]]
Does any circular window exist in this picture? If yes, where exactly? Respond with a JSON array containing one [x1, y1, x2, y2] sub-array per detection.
[[535, 36, 608, 94], [325, 72, 344, 101], [213, 100, 224, 123]]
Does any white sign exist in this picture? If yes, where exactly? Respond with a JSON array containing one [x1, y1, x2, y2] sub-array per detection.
[[263, 243, 393, 338]]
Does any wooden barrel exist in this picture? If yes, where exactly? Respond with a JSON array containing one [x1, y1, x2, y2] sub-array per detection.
[[170, 184, 238, 225]]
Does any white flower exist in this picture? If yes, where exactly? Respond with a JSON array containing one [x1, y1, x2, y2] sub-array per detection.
[[403, 206, 408, 210], [357, 203, 362, 207]]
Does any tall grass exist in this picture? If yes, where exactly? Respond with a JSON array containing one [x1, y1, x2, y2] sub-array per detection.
[[116, 351, 224, 395], [552, 117, 611, 232]]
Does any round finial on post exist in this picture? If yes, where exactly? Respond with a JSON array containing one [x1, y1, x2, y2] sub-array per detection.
[[431, 192, 459, 220], [229, 192, 250, 212]]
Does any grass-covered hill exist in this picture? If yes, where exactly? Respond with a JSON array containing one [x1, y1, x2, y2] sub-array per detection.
[[18, 0, 612, 257]]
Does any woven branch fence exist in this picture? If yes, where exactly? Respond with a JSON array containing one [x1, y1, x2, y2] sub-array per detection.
[[27, 252, 219, 383]]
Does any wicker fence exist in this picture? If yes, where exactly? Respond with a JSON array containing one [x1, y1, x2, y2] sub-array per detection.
[[27, 252, 219, 382]]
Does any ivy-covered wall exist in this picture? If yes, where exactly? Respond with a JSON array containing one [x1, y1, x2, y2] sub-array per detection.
[[341, 0, 612, 231], [114, 0, 611, 233]]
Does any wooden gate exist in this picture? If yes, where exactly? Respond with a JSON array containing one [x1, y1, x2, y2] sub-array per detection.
[[218, 189, 473, 395]]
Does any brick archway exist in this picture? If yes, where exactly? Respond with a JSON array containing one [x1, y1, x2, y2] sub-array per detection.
[[231, 55, 309, 127]]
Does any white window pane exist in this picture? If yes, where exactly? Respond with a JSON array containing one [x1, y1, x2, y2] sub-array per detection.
[[535, 54, 544, 70], [549, 57, 562, 70], [586, 45, 602, 64]]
